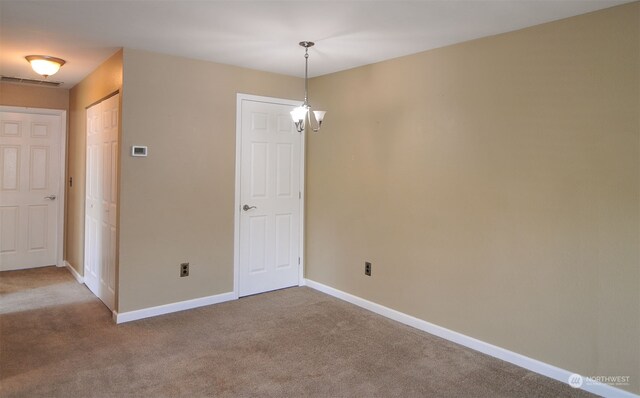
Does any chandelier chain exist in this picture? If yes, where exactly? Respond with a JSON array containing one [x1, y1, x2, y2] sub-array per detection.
[[304, 48, 309, 105]]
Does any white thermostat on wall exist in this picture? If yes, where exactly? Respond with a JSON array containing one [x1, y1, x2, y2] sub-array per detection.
[[131, 146, 148, 157]]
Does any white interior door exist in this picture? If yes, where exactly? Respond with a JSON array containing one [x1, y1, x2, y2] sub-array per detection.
[[0, 109, 63, 271], [84, 94, 118, 310], [238, 99, 302, 297]]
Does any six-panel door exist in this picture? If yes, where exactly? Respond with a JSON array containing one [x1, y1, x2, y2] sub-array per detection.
[[0, 111, 61, 270], [239, 100, 301, 297]]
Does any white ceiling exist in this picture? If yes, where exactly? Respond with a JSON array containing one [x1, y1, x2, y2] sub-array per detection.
[[0, 0, 631, 89]]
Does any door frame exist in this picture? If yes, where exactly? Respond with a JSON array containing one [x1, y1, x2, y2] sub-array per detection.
[[233, 94, 306, 298], [0, 106, 67, 268]]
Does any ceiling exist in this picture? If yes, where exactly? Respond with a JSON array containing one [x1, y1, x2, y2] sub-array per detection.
[[0, 0, 631, 89]]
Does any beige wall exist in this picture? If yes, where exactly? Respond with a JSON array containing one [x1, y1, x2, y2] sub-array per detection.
[[0, 82, 69, 110], [67, 50, 123, 275], [306, 3, 639, 394], [118, 48, 302, 312]]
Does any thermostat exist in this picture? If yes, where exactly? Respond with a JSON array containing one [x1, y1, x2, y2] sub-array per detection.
[[131, 146, 148, 157]]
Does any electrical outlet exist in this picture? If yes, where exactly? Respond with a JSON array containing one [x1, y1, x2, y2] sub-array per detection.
[[180, 262, 189, 277], [365, 262, 372, 276]]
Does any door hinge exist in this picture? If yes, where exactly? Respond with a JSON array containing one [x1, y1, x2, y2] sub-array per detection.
[[299, 191, 301, 199], [298, 257, 300, 265]]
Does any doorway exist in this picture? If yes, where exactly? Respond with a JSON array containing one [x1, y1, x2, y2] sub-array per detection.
[[234, 94, 305, 297], [0, 107, 66, 271]]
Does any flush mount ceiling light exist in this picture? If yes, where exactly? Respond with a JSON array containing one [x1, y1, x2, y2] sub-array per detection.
[[290, 41, 326, 133], [25, 55, 66, 78]]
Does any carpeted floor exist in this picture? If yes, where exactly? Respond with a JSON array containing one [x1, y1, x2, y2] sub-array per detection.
[[0, 267, 595, 398]]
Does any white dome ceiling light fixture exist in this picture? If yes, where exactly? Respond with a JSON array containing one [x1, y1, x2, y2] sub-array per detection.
[[290, 41, 326, 133], [25, 55, 66, 78]]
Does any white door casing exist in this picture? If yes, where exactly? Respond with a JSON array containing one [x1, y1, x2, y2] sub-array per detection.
[[84, 94, 118, 310], [0, 107, 66, 271], [235, 95, 305, 297]]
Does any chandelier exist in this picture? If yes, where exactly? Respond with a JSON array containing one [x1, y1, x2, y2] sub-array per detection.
[[290, 41, 326, 133]]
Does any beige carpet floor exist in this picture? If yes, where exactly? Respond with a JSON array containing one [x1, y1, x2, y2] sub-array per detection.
[[0, 266, 595, 398]]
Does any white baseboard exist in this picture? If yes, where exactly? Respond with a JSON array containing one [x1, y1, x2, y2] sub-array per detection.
[[64, 261, 84, 283], [113, 291, 236, 324], [305, 279, 638, 398]]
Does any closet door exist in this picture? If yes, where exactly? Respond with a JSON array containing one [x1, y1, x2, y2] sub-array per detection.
[[85, 94, 118, 310]]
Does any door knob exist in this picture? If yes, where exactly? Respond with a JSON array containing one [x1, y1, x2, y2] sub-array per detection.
[[44, 195, 57, 200], [242, 204, 257, 211]]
